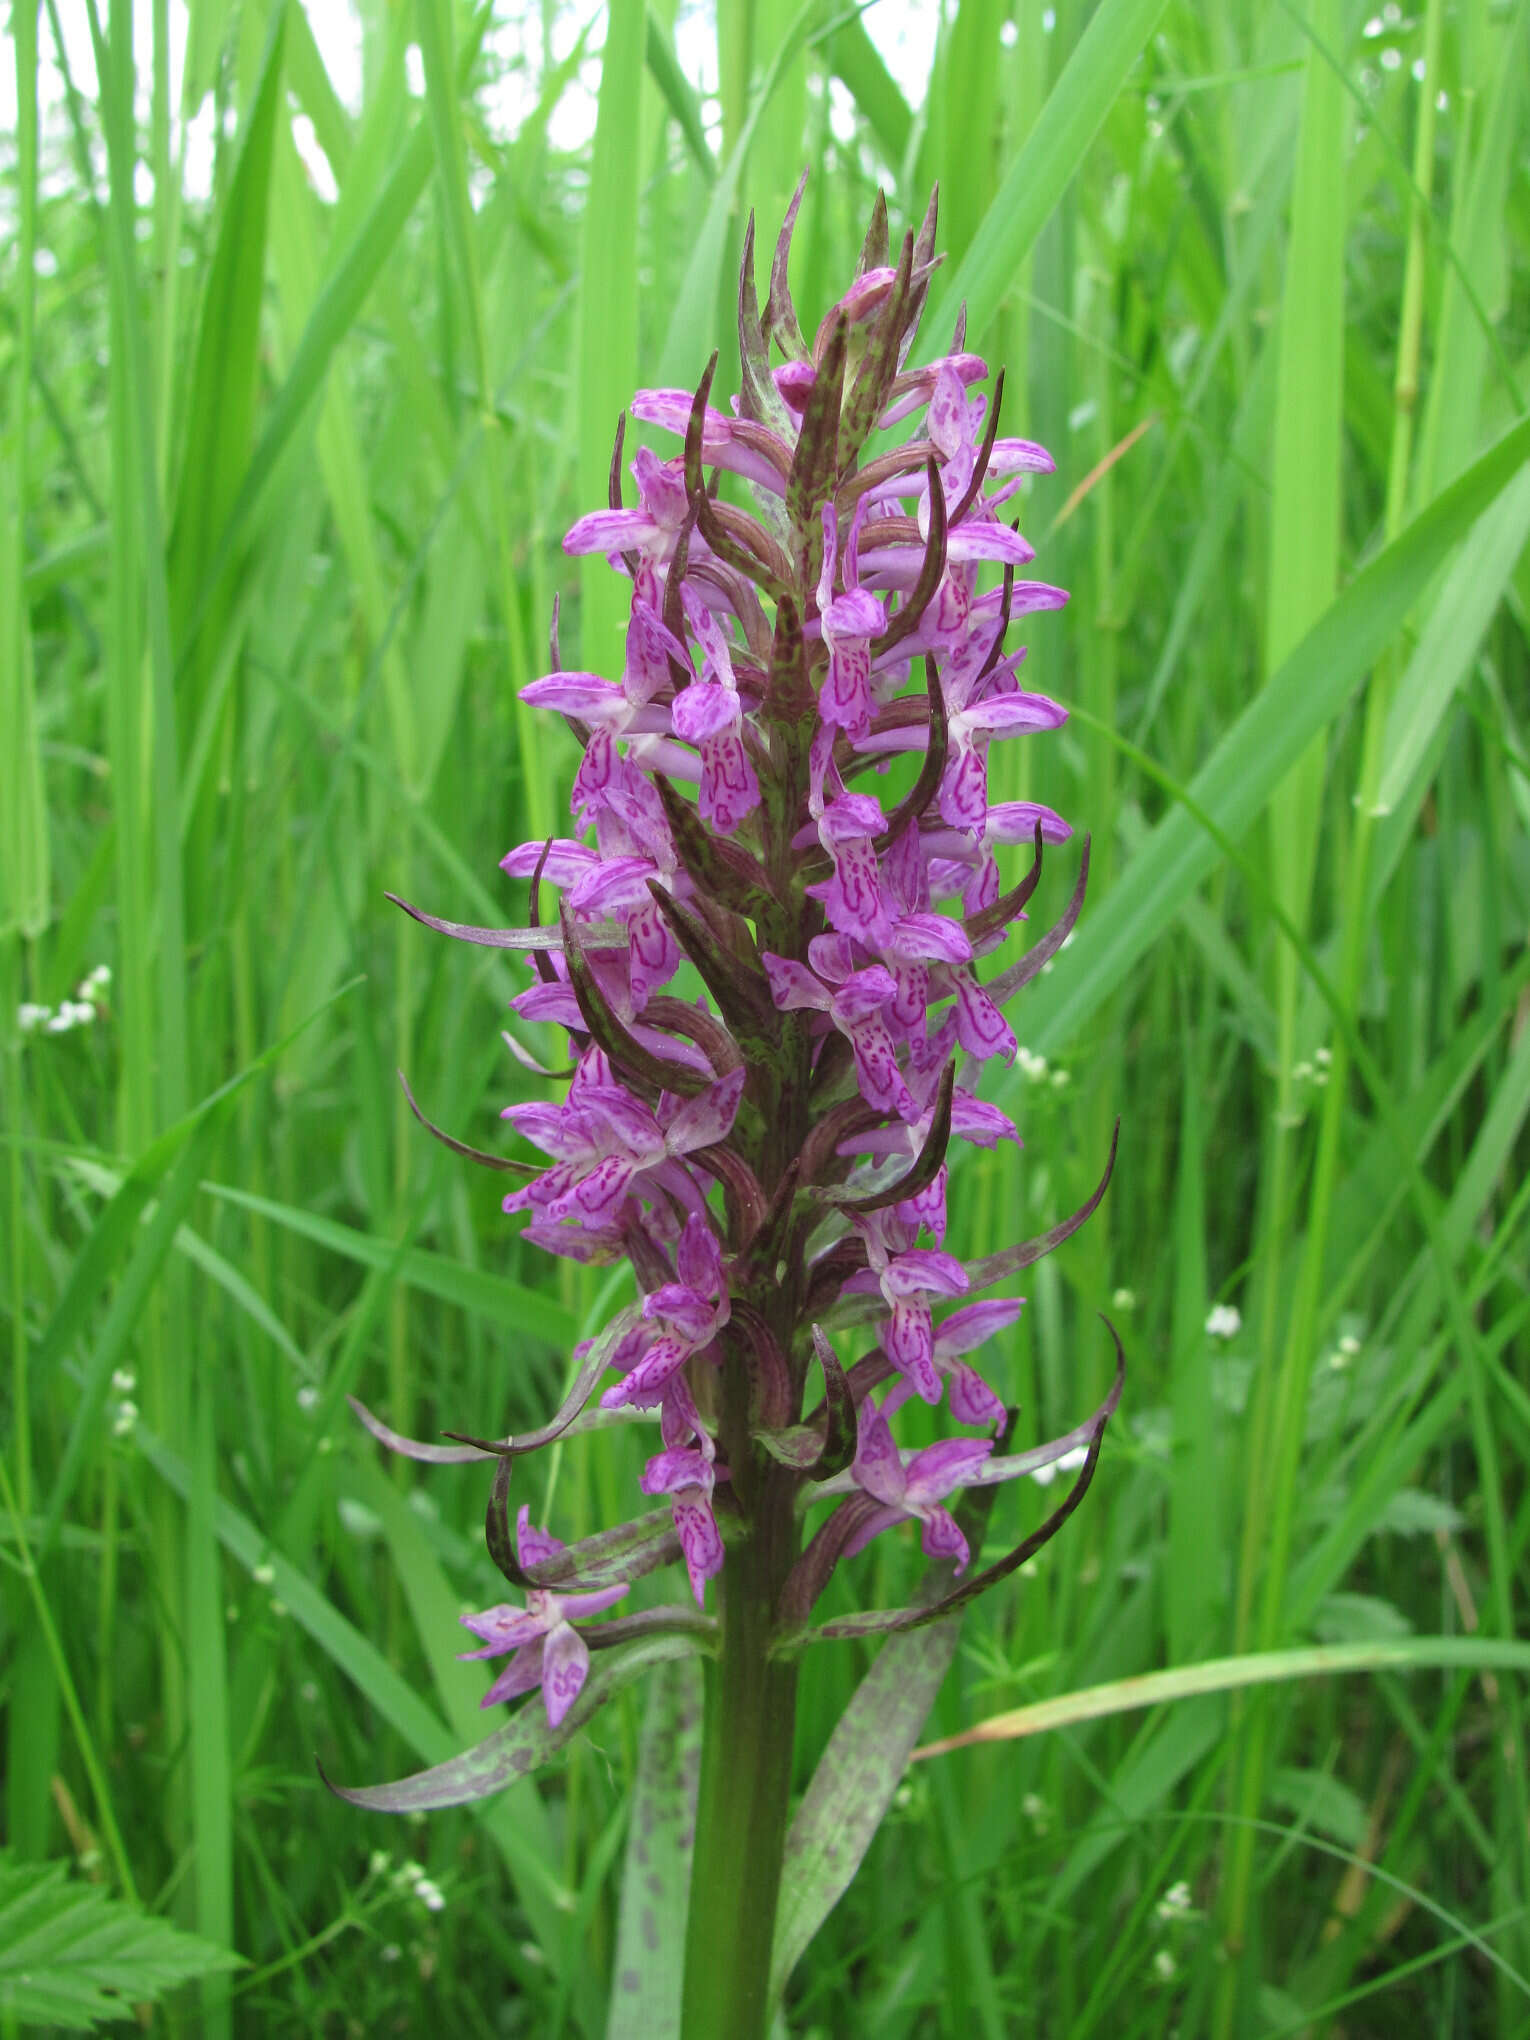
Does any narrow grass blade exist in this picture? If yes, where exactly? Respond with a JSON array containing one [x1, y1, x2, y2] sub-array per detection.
[[914, 1638, 1530, 1756], [921, 0, 1172, 352]]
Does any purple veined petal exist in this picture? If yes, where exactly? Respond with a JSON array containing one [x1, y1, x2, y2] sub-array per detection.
[[829, 965, 897, 1022], [838, 1501, 905, 1564], [916, 1504, 971, 1572], [934, 1297, 1025, 1358], [938, 738, 990, 833], [825, 588, 883, 637], [947, 1362, 1006, 1427], [984, 800, 1073, 845], [887, 958, 930, 1037], [964, 853, 1002, 916], [521, 672, 629, 721], [660, 1370, 710, 1451], [962, 691, 1069, 738], [571, 727, 622, 817], [639, 1446, 714, 1496], [540, 1621, 591, 1728], [988, 436, 1056, 476], [927, 362, 971, 460], [881, 824, 930, 917], [629, 389, 790, 495], [676, 1212, 724, 1296], [627, 898, 682, 1006], [811, 836, 890, 946], [902, 1165, 948, 1245], [480, 1638, 548, 1709], [884, 1298, 943, 1403], [808, 721, 844, 816], [584, 1086, 665, 1153], [663, 1065, 746, 1154], [944, 523, 1038, 567], [644, 1288, 717, 1346], [500, 838, 598, 884], [852, 1401, 908, 1507], [554, 1153, 642, 1228], [878, 352, 988, 429], [602, 1333, 691, 1408], [905, 1434, 995, 1502], [698, 727, 762, 834], [763, 953, 833, 1013], [997, 578, 1071, 618], [806, 933, 860, 983], [680, 581, 739, 686], [672, 1491, 726, 1606], [672, 680, 739, 745], [459, 1603, 550, 1655], [817, 792, 885, 841], [953, 971, 1017, 1063], [834, 264, 898, 323], [567, 854, 658, 917], [562, 508, 660, 558], [843, 1016, 917, 1121], [626, 593, 690, 703], [516, 1503, 566, 1571], [882, 1248, 970, 1299], [520, 1220, 625, 1264], [821, 640, 874, 737], [500, 1100, 592, 1159], [555, 1579, 634, 1621], [887, 910, 973, 965]]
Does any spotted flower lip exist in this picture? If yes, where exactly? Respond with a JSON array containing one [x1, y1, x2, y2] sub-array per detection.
[[459, 1507, 630, 1725]]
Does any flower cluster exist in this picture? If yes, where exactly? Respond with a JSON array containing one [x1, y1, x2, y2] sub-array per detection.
[[361, 186, 1120, 1732]]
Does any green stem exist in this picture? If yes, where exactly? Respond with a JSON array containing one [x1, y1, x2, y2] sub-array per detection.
[[680, 1449, 800, 2040]]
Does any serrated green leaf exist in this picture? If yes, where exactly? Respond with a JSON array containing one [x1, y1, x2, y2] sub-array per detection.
[[0, 1854, 240, 2032]]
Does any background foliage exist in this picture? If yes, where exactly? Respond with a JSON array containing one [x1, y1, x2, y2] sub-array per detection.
[[3, 0, 1529, 2031]]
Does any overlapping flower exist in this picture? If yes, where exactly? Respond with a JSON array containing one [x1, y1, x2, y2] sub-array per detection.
[[366, 186, 1120, 1732]]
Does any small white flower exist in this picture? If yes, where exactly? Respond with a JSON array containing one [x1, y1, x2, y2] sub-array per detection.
[[111, 1400, 139, 1439], [1153, 1948, 1178, 1981], [1339, 1333, 1362, 1356], [415, 1879, 446, 1913], [1315, 1047, 1332, 1066], [1293, 1061, 1313, 1081], [252, 1562, 276, 1587], [1155, 1880, 1193, 1920], [1112, 1288, 1137, 1311], [1205, 1304, 1241, 1340], [83, 963, 112, 995], [1022, 1792, 1050, 1834], [1050, 1067, 1071, 1090], [1380, 45, 1402, 69], [296, 1384, 320, 1412], [17, 1003, 52, 1034], [111, 1368, 136, 1395], [381, 1943, 402, 1963], [1016, 1047, 1050, 1083], [369, 1850, 392, 1878]]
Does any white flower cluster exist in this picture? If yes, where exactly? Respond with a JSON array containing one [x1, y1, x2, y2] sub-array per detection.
[[18, 965, 112, 1037], [109, 1366, 138, 1439], [1205, 1303, 1242, 1340], [390, 1857, 446, 1914], [1015, 1045, 1070, 1089]]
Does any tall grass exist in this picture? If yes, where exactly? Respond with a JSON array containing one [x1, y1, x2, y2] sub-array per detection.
[[3, 0, 1528, 2031]]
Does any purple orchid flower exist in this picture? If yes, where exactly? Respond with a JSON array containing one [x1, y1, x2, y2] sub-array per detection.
[[350, 194, 1123, 2023], [458, 1506, 630, 1725], [842, 1398, 994, 1573]]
